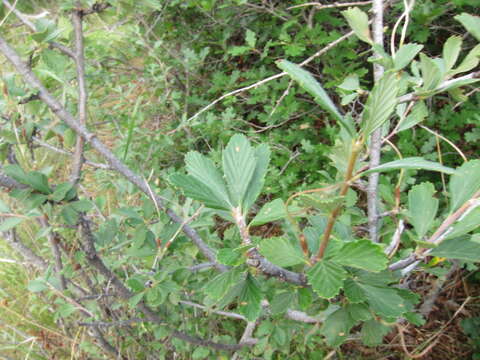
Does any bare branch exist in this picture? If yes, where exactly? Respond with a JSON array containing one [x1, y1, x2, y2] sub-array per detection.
[[367, 0, 385, 243], [2, 229, 48, 271], [39, 216, 67, 290], [179, 300, 247, 321], [79, 318, 145, 328], [69, 4, 88, 184], [288, 1, 372, 10], [32, 136, 110, 169]]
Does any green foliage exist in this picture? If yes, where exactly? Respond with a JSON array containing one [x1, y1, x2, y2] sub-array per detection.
[[0, 1, 479, 359]]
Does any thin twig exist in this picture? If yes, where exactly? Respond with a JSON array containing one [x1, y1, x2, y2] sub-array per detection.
[[288, 1, 372, 10], [419, 125, 467, 162], [179, 300, 247, 321]]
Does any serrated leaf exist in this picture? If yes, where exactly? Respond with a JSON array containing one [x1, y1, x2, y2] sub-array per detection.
[[216, 248, 243, 266], [332, 240, 388, 272], [448, 44, 480, 76], [243, 144, 270, 213], [407, 182, 438, 239], [450, 160, 480, 211], [276, 60, 348, 131], [342, 7, 372, 44], [445, 207, 480, 240], [397, 101, 428, 132], [204, 269, 242, 301], [70, 200, 93, 212], [346, 303, 372, 322], [51, 182, 74, 202], [443, 36, 462, 72], [394, 43, 423, 70], [222, 134, 257, 207], [170, 173, 230, 210], [344, 278, 366, 303], [0, 217, 24, 232], [258, 237, 306, 267], [455, 13, 480, 42], [320, 308, 355, 347], [250, 198, 286, 226], [419, 53, 443, 91], [361, 319, 392, 346], [363, 157, 455, 175], [238, 274, 262, 321], [357, 283, 406, 318], [185, 151, 232, 208], [362, 72, 399, 136], [227, 46, 251, 56], [430, 236, 480, 262], [307, 260, 347, 299], [270, 291, 295, 315]]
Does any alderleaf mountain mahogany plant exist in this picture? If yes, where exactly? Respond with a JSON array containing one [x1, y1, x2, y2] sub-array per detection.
[[170, 9, 480, 347], [0, 2, 480, 358]]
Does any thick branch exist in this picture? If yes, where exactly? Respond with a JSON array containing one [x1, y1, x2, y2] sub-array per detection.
[[70, 4, 88, 184], [367, 0, 385, 243]]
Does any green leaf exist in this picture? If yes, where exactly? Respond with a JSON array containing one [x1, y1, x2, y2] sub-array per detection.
[[238, 274, 263, 321], [204, 269, 242, 301], [419, 53, 443, 91], [397, 101, 428, 132], [449, 160, 480, 211], [258, 236, 306, 267], [307, 260, 347, 299], [216, 248, 243, 266], [2, 164, 27, 183], [245, 29, 256, 48], [338, 74, 360, 91], [344, 278, 366, 303], [24, 172, 52, 194], [27, 279, 48, 293], [455, 13, 480, 42], [0, 217, 24, 232], [70, 200, 93, 212], [357, 283, 406, 318], [361, 319, 392, 347], [446, 207, 480, 240], [332, 240, 388, 272], [222, 134, 257, 207], [346, 303, 372, 322], [51, 182, 74, 202], [341, 7, 372, 44], [363, 157, 455, 175], [250, 198, 286, 226], [393, 43, 423, 70], [128, 292, 145, 308], [242, 144, 270, 213], [407, 182, 438, 239], [170, 174, 230, 210], [276, 60, 347, 129], [270, 291, 295, 315], [185, 151, 232, 208], [448, 44, 480, 76], [320, 308, 355, 347], [60, 205, 78, 225], [362, 72, 399, 137], [430, 236, 480, 262], [192, 347, 210, 360], [443, 36, 462, 72]]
